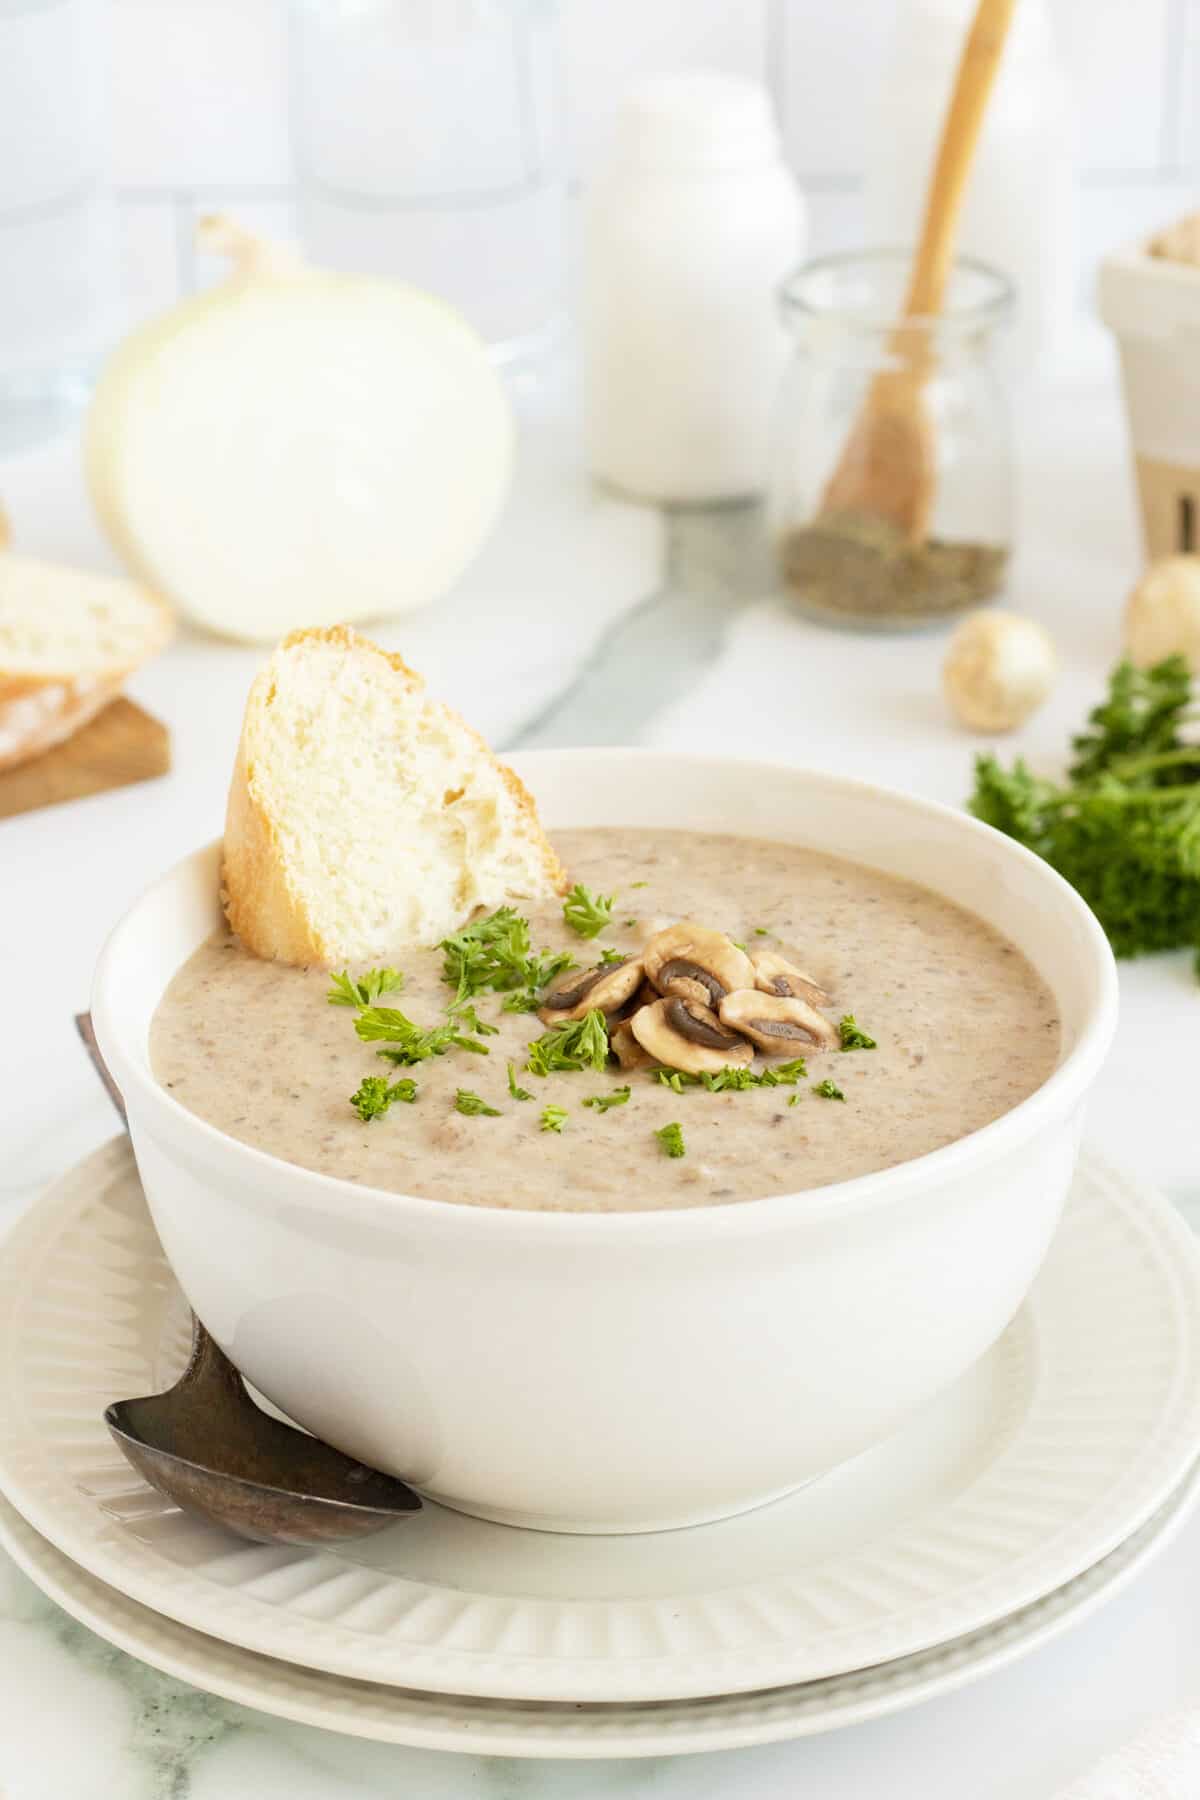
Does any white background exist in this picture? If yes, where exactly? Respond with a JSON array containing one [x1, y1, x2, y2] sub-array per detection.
[[3, 4, 1200, 1792], [104, 0, 1200, 326]]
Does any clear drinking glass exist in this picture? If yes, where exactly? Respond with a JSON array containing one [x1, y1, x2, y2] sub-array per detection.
[[769, 251, 1015, 631], [0, 0, 118, 452], [288, 0, 565, 363]]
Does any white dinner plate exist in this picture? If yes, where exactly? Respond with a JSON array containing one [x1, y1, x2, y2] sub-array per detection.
[[1, 1139, 1199, 1706], [1, 1466, 1197, 1759]]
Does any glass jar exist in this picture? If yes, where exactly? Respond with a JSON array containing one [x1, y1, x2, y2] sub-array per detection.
[[769, 250, 1014, 630]]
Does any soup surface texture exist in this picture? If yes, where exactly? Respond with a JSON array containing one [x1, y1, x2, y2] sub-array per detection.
[[150, 829, 1061, 1211]]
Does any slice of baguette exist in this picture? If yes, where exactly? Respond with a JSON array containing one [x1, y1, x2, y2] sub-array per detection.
[[0, 552, 173, 771], [223, 625, 568, 965]]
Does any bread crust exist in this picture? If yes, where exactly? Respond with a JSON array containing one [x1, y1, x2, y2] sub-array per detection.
[[0, 674, 124, 771], [0, 578, 173, 771], [222, 625, 568, 966]]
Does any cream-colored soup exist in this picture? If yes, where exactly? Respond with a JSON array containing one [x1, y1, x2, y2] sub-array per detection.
[[150, 829, 1061, 1211]]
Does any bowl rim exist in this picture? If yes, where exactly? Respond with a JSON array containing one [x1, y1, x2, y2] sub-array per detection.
[[92, 749, 1119, 1244]]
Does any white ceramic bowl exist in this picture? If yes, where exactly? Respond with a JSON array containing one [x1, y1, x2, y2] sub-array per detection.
[[92, 752, 1118, 1534]]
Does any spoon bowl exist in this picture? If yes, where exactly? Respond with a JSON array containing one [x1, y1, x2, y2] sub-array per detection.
[[78, 1013, 421, 1546], [105, 1316, 421, 1547]]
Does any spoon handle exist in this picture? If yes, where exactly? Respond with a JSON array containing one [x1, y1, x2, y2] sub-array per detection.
[[176, 1315, 247, 1399], [901, 0, 1018, 322], [74, 1017, 253, 1410], [74, 1013, 128, 1128]]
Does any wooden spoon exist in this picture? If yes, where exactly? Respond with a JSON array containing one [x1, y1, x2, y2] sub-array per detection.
[[819, 0, 1018, 542]]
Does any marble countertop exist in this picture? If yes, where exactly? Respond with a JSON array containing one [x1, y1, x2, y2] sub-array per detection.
[[3, 327, 1199, 1797]]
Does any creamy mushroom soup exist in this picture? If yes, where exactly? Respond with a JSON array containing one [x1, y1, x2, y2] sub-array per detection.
[[150, 829, 1061, 1212]]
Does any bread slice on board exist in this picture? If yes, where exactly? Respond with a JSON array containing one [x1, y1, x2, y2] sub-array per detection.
[[223, 625, 568, 965], [0, 552, 173, 771]]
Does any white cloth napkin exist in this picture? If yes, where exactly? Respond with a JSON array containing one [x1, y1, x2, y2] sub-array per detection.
[[1055, 1710, 1200, 1798]]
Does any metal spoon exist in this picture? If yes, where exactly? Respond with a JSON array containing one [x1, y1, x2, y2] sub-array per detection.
[[75, 1013, 421, 1546]]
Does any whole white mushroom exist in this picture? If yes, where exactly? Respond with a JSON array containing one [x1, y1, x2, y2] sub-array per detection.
[[1124, 556, 1200, 672], [942, 610, 1057, 733]]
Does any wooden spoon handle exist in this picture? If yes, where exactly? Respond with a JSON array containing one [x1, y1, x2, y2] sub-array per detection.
[[902, 0, 1019, 321]]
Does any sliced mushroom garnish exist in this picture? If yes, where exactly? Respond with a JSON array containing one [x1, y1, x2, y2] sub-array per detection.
[[611, 1018, 653, 1070], [750, 948, 832, 1008], [538, 957, 644, 1025], [643, 923, 755, 1009], [631, 996, 754, 1075], [718, 989, 838, 1054]]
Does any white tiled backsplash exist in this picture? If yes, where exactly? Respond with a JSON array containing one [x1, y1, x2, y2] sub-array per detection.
[[112, 0, 1198, 321]]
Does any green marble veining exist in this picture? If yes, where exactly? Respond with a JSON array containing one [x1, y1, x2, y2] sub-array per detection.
[[510, 503, 773, 751], [0, 1550, 238, 1798], [0, 1545, 689, 1798]]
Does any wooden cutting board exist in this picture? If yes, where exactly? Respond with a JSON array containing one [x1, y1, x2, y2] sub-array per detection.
[[0, 698, 170, 820]]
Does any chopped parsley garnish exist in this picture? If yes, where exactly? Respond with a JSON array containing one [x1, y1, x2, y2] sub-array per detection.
[[328, 967, 404, 1008], [349, 1074, 417, 1121], [787, 1092, 802, 1106], [656, 1121, 686, 1158], [650, 1058, 808, 1093], [629, 881, 648, 889], [525, 1008, 610, 1076], [500, 964, 575, 1014], [583, 1086, 631, 1112], [705, 1058, 808, 1090], [454, 1088, 501, 1117], [703, 1065, 757, 1091], [334, 963, 492, 1110], [507, 1061, 533, 1102], [969, 655, 1200, 972], [754, 926, 769, 936], [563, 883, 615, 940], [448, 1000, 499, 1037], [356, 1007, 489, 1065], [813, 1078, 846, 1101], [653, 1068, 696, 1093], [440, 907, 575, 1008], [838, 1015, 877, 1052], [540, 1104, 568, 1133], [730, 938, 748, 951], [598, 946, 626, 966]]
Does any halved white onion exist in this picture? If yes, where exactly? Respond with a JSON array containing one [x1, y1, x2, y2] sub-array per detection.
[[86, 217, 514, 644]]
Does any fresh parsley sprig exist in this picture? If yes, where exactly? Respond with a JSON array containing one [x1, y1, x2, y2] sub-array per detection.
[[454, 1089, 501, 1117], [526, 1008, 610, 1076], [440, 907, 575, 1009], [583, 1086, 631, 1112], [655, 1121, 686, 1158], [328, 967, 404, 1007], [507, 1061, 533, 1102], [355, 1006, 489, 1064], [838, 1015, 877, 1051], [1069, 655, 1196, 784], [447, 1000, 500, 1037], [563, 883, 615, 940], [650, 1058, 808, 1093], [970, 656, 1200, 971], [540, 1104, 568, 1133], [349, 1074, 417, 1121]]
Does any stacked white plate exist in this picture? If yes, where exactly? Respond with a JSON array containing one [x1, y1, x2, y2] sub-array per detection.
[[1, 1139, 1199, 1758]]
